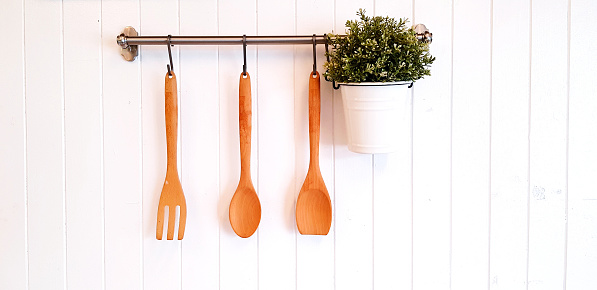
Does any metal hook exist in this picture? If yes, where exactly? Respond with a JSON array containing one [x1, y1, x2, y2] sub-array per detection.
[[166, 35, 174, 76], [323, 34, 340, 90], [312, 34, 317, 76], [242, 35, 247, 76], [323, 34, 330, 81]]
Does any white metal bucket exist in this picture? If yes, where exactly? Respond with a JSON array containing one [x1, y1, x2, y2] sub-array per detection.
[[339, 82, 411, 154]]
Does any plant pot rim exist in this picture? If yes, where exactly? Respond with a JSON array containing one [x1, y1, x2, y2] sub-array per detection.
[[338, 81, 413, 87]]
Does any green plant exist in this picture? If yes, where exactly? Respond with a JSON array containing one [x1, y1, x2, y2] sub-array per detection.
[[324, 9, 435, 83]]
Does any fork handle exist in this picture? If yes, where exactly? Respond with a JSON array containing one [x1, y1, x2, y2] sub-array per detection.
[[165, 72, 178, 172]]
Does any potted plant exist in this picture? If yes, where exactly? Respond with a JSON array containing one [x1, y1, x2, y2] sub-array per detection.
[[324, 9, 435, 153]]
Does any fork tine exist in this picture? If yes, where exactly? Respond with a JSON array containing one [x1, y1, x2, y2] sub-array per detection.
[[156, 205, 165, 240], [178, 204, 187, 240], [167, 205, 176, 240]]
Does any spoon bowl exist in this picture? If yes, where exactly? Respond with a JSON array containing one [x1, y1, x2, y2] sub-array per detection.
[[229, 185, 261, 238], [296, 186, 332, 235]]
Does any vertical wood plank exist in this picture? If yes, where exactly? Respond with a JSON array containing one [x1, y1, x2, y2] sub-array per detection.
[[0, 0, 27, 288], [412, 0, 453, 288], [451, 0, 491, 289], [24, 0, 66, 288], [490, 0, 531, 289], [139, 0, 182, 289], [256, 1, 297, 290], [527, 0, 568, 289], [63, 1, 104, 289], [178, 0, 220, 289], [217, 1, 258, 289], [333, 2, 375, 290], [101, 0, 143, 289], [370, 2, 414, 290], [295, 0, 335, 289], [567, 0, 597, 288]]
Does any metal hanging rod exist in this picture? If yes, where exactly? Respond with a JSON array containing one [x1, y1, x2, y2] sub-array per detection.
[[116, 25, 432, 61], [117, 26, 328, 61], [120, 35, 329, 46]]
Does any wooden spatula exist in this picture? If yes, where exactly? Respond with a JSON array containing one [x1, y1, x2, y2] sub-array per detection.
[[296, 71, 332, 235], [229, 72, 261, 238], [156, 71, 187, 240]]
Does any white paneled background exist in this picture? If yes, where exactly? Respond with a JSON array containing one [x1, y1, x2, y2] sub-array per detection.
[[1, 0, 596, 289]]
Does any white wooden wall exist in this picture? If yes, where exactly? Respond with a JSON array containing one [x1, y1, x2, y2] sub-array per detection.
[[1, 0, 596, 289]]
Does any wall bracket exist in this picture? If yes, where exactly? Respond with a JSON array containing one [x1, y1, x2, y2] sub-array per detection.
[[117, 26, 139, 61]]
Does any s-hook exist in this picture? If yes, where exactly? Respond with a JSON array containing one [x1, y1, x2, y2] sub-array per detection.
[[323, 34, 340, 90], [166, 35, 174, 76], [242, 35, 247, 76], [312, 34, 317, 76]]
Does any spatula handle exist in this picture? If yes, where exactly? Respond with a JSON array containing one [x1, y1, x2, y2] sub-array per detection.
[[239, 72, 252, 179], [308, 72, 321, 167], [165, 72, 178, 172]]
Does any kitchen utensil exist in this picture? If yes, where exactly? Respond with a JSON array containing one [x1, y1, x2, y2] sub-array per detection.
[[229, 72, 261, 238], [156, 71, 187, 240], [296, 71, 332, 235]]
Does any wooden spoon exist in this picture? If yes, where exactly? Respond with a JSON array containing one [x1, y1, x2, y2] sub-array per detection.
[[229, 72, 261, 238], [296, 71, 332, 235]]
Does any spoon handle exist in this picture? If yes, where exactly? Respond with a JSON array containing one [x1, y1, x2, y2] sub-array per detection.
[[165, 72, 178, 173], [308, 72, 321, 168], [239, 72, 252, 180]]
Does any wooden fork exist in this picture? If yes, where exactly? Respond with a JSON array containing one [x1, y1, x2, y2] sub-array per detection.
[[156, 71, 187, 240]]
